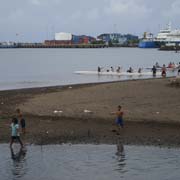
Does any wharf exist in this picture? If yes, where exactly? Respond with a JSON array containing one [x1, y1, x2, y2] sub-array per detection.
[[159, 45, 180, 52], [0, 44, 108, 49]]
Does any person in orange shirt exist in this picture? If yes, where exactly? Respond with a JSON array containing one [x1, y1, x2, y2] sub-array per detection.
[[161, 64, 167, 77], [111, 105, 124, 129]]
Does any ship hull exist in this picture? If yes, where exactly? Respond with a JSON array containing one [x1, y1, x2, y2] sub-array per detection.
[[138, 41, 158, 48]]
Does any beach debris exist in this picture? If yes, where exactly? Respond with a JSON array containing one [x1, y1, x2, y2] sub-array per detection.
[[156, 112, 160, 114], [68, 86, 72, 89], [83, 109, 92, 113], [1, 102, 4, 105], [53, 110, 63, 114], [111, 129, 117, 132], [46, 131, 49, 134], [170, 77, 180, 86]]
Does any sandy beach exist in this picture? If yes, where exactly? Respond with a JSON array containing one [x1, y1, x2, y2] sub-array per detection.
[[0, 77, 180, 147]]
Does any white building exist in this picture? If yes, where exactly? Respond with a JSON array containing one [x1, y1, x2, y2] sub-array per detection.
[[55, 32, 72, 41]]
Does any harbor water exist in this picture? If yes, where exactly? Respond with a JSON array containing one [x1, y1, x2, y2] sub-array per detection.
[[0, 144, 180, 180], [0, 48, 179, 90]]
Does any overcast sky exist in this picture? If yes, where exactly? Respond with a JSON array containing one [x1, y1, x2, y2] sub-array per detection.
[[0, 0, 180, 42]]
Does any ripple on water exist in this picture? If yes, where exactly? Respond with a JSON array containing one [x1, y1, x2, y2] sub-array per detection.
[[0, 144, 180, 180]]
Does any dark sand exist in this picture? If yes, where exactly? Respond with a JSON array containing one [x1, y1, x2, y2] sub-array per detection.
[[0, 78, 180, 147]]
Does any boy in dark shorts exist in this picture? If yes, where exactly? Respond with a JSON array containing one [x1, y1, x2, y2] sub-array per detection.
[[16, 108, 26, 134], [111, 105, 124, 130], [152, 65, 157, 76]]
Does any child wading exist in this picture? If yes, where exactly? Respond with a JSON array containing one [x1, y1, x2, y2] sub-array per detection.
[[10, 118, 23, 148]]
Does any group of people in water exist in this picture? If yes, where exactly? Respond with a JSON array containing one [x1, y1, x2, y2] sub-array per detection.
[[97, 61, 180, 77], [98, 66, 121, 73], [151, 64, 167, 77], [152, 61, 180, 76], [98, 66, 138, 73]]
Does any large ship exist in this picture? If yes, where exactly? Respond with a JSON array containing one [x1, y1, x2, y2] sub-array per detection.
[[164, 29, 180, 44], [160, 29, 180, 50], [139, 23, 172, 48], [156, 22, 180, 47], [138, 32, 159, 48], [155, 23, 171, 42]]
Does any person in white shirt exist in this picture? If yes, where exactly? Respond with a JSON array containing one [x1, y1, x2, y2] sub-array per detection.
[[10, 118, 23, 148]]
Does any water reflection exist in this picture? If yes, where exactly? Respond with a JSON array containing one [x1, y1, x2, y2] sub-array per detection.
[[10, 147, 27, 179], [115, 138, 126, 173], [0, 144, 179, 180]]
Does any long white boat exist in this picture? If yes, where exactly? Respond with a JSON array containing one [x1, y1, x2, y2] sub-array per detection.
[[74, 71, 162, 76], [146, 67, 179, 71]]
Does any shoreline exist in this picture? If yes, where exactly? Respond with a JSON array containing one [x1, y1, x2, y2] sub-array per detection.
[[0, 75, 175, 92], [0, 77, 180, 147]]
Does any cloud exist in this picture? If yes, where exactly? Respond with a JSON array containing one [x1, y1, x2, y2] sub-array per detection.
[[163, 0, 180, 17], [8, 9, 24, 22], [1, 0, 180, 41], [29, 0, 41, 5], [28, 0, 61, 6], [87, 8, 99, 20], [104, 0, 152, 17], [70, 11, 82, 20], [170, 0, 180, 14]]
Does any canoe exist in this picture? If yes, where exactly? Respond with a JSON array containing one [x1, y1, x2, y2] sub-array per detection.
[[74, 71, 162, 76]]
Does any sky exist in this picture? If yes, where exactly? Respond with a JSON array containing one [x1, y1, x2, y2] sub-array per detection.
[[0, 0, 180, 42]]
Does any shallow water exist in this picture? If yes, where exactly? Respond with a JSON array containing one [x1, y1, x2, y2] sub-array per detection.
[[0, 144, 180, 180], [0, 48, 179, 90]]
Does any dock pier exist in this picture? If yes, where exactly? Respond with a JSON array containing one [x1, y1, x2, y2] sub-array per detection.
[[0, 44, 108, 49]]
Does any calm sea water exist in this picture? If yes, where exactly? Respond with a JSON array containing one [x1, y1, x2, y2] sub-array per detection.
[[0, 48, 179, 90], [0, 144, 179, 180]]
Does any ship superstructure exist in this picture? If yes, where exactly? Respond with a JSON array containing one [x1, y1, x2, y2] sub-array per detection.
[[155, 23, 171, 42]]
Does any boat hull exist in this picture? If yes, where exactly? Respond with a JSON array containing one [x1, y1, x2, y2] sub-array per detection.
[[138, 41, 158, 48], [74, 71, 161, 76]]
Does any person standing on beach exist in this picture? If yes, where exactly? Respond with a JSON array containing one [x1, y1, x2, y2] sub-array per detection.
[[10, 118, 23, 148], [111, 105, 124, 129], [16, 108, 26, 134]]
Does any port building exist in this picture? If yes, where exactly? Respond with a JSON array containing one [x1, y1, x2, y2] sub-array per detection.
[[97, 33, 138, 45], [45, 32, 96, 45]]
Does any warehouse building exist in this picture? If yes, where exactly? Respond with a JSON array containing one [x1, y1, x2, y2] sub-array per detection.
[[45, 32, 96, 45], [97, 33, 138, 45]]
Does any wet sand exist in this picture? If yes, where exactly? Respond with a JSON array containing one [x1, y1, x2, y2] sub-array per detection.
[[0, 78, 180, 147]]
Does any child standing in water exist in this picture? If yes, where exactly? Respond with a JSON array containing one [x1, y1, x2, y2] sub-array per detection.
[[10, 118, 23, 148]]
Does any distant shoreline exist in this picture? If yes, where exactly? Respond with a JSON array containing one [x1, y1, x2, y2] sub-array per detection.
[[0, 44, 138, 49], [0, 76, 171, 92]]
